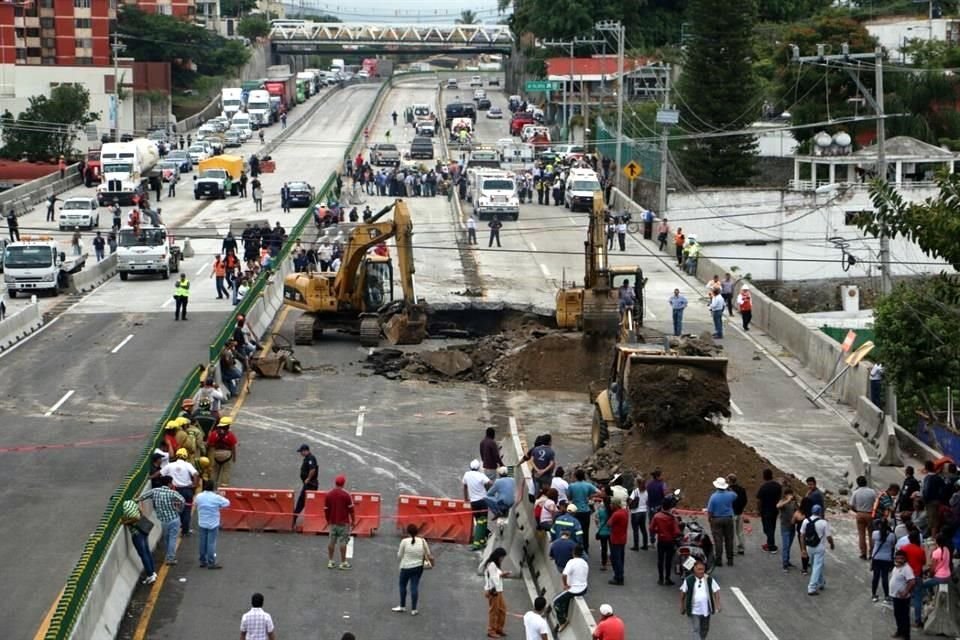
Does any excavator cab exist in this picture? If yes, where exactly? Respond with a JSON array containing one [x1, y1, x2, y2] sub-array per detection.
[[361, 258, 394, 310]]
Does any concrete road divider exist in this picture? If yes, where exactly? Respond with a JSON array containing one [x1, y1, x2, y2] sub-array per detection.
[[67, 254, 117, 294], [0, 300, 42, 351], [854, 395, 883, 442], [877, 416, 905, 467], [844, 441, 872, 490], [925, 582, 960, 636]]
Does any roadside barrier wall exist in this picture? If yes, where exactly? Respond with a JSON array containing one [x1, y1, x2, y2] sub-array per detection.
[[47, 71, 418, 640], [67, 254, 117, 294], [0, 300, 42, 351], [1, 165, 83, 219]]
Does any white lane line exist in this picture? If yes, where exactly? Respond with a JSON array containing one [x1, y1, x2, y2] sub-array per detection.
[[45, 390, 75, 416], [355, 405, 366, 437], [528, 242, 537, 252], [194, 261, 210, 276], [567, 216, 577, 224], [161, 297, 174, 308], [730, 587, 780, 640], [110, 334, 134, 354], [539, 263, 550, 278], [346, 536, 355, 560], [730, 399, 744, 416]]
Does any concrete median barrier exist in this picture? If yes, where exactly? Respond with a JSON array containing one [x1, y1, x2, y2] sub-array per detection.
[[0, 300, 42, 351], [843, 442, 872, 490], [925, 581, 960, 636], [67, 254, 117, 294], [877, 416, 904, 467], [854, 395, 884, 442]]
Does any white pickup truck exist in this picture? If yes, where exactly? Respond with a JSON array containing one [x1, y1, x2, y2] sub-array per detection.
[[117, 225, 181, 281]]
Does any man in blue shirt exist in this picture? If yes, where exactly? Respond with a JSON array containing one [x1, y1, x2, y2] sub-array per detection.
[[706, 477, 736, 567], [485, 467, 516, 518], [549, 529, 576, 572], [669, 289, 688, 337], [567, 469, 598, 553], [194, 480, 231, 568]]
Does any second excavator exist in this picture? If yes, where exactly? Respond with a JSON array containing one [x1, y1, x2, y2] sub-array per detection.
[[283, 199, 427, 347]]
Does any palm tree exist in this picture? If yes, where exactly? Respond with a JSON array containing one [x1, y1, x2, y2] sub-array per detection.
[[457, 9, 479, 24]]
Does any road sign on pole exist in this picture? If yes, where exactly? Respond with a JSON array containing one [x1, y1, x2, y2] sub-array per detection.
[[525, 80, 560, 92], [623, 160, 642, 180]]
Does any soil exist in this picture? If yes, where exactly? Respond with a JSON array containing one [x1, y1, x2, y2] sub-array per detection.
[[581, 428, 801, 511], [624, 362, 731, 433]]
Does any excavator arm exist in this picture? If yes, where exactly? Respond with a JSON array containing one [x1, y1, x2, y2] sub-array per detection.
[[392, 200, 417, 304], [333, 201, 400, 300], [380, 199, 427, 345]]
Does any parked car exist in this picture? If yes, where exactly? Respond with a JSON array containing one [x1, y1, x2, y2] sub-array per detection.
[[58, 196, 100, 230], [488, 77, 501, 86], [286, 181, 315, 207], [415, 121, 435, 137], [167, 150, 193, 172], [486, 106, 504, 119], [409, 136, 435, 160], [187, 144, 211, 164], [370, 143, 401, 166], [223, 130, 243, 148]]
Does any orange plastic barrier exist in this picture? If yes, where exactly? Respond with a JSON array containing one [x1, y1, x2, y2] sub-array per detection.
[[260, 160, 276, 173], [220, 488, 294, 532], [395, 495, 473, 544], [299, 490, 382, 537]]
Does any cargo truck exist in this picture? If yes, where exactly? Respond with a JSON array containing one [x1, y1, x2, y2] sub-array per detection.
[[96, 139, 161, 206], [264, 76, 297, 112], [245, 89, 273, 126], [221, 87, 243, 119], [297, 71, 317, 96], [3, 236, 85, 297]]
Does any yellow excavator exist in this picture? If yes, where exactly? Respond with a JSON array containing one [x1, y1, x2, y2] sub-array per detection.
[[555, 190, 645, 336], [283, 199, 427, 347]]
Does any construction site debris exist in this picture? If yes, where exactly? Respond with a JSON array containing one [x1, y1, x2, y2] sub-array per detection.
[[625, 361, 731, 433]]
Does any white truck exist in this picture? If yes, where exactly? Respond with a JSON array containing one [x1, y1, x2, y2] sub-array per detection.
[[297, 71, 318, 96], [221, 87, 243, 119], [331, 59, 345, 74], [245, 89, 273, 126], [3, 236, 84, 297], [469, 169, 520, 221], [117, 224, 181, 281], [96, 139, 161, 206]]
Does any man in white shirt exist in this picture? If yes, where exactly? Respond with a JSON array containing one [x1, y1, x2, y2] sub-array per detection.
[[162, 449, 198, 535], [466, 215, 477, 245], [523, 596, 550, 640], [551, 467, 569, 506], [553, 544, 589, 632], [240, 592, 276, 640], [463, 459, 491, 550], [680, 559, 721, 639]]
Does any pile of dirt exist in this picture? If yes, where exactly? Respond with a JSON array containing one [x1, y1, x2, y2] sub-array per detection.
[[364, 329, 613, 393], [624, 362, 731, 433], [581, 428, 800, 510]]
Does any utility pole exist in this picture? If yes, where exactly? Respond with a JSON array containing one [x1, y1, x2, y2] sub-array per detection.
[[658, 64, 671, 216], [596, 20, 624, 189], [543, 36, 603, 142], [111, 32, 125, 142]]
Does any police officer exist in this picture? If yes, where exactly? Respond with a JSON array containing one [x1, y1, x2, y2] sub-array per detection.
[[174, 273, 190, 321], [488, 215, 502, 248], [293, 444, 319, 528]]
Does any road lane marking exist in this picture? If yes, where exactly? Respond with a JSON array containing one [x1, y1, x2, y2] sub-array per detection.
[[45, 390, 75, 416], [161, 297, 174, 308], [730, 399, 744, 416], [355, 405, 366, 437], [111, 334, 135, 354], [528, 242, 537, 252], [31, 586, 64, 640], [568, 216, 577, 224], [346, 536, 355, 559], [194, 261, 210, 276], [539, 263, 550, 277], [731, 587, 780, 640]]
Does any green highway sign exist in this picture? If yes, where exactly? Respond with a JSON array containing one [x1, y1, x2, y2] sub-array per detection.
[[525, 80, 560, 92]]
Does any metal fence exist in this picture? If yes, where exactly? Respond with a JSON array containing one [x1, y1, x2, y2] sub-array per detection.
[[594, 116, 661, 182]]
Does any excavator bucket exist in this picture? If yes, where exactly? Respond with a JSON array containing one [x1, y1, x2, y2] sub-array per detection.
[[382, 304, 428, 345], [581, 290, 619, 336]]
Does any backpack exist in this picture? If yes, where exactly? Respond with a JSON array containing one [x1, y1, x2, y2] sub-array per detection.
[[534, 502, 543, 521], [803, 517, 822, 547]]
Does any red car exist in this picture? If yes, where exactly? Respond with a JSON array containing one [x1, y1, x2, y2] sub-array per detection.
[[510, 115, 535, 136]]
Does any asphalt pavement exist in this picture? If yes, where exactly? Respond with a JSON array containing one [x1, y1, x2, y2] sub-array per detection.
[[0, 83, 379, 638]]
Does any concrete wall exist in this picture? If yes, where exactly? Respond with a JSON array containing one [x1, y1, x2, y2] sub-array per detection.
[[0, 300, 42, 351], [0, 165, 82, 216], [0, 63, 136, 153]]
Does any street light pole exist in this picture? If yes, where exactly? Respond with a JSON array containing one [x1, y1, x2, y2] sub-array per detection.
[[658, 63, 671, 216], [112, 32, 122, 142], [596, 20, 624, 189]]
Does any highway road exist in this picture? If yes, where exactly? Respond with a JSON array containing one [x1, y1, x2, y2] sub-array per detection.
[[0, 82, 380, 638], [117, 76, 881, 640]]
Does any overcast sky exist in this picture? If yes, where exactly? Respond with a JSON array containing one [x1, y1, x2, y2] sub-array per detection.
[[276, 0, 506, 23]]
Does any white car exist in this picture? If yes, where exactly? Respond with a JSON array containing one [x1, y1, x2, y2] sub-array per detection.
[[187, 143, 211, 164], [59, 196, 100, 230], [357, 70, 369, 79], [473, 89, 487, 101], [229, 124, 252, 141], [446, 78, 458, 89], [469, 75, 482, 87], [486, 106, 504, 119]]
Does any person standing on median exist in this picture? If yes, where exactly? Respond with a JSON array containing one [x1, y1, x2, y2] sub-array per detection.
[[680, 559, 721, 640], [293, 444, 319, 529], [120, 499, 157, 585], [706, 477, 736, 567], [669, 289, 688, 337], [137, 475, 185, 566], [325, 474, 357, 570], [195, 480, 230, 569]]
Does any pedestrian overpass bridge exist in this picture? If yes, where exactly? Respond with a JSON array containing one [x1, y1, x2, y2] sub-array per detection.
[[268, 23, 514, 55]]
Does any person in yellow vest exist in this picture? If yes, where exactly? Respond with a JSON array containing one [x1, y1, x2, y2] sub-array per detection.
[[174, 273, 190, 321]]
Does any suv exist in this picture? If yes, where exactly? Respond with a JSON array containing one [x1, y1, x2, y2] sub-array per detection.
[[409, 136, 435, 160], [370, 143, 400, 166], [194, 168, 232, 199], [446, 78, 459, 89], [470, 75, 483, 87], [58, 196, 100, 230]]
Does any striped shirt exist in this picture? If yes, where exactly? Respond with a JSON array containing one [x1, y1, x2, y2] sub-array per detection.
[[240, 607, 275, 640], [139, 486, 185, 524]]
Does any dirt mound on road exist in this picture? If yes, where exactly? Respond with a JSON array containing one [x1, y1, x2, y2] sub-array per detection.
[[491, 334, 612, 392], [625, 362, 731, 433]]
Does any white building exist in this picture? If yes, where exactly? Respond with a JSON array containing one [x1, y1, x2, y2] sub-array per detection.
[[0, 63, 136, 154], [662, 136, 955, 281], [865, 17, 960, 62]]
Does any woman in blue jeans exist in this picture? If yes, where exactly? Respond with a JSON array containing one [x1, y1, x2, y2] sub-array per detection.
[[393, 524, 433, 615], [120, 499, 157, 585]]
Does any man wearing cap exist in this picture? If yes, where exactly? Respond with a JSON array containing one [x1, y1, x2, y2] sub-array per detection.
[[551, 503, 584, 545], [325, 474, 357, 569], [706, 477, 736, 567], [484, 467, 515, 519], [162, 448, 199, 536], [463, 459, 492, 550], [293, 444, 318, 528], [593, 604, 625, 640], [799, 504, 834, 595], [207, 417, 238, 488]]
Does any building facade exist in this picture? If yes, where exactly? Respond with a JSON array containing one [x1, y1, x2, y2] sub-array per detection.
[[123, 0, 196, 18], [0, 0, 116, 68]]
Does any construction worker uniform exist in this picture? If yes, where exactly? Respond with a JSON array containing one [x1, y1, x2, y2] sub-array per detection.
[[207, 427, 237, 487], [174, 278, 190, 321]]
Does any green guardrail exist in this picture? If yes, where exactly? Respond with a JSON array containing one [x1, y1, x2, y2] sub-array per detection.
[[46, 71, 416, 639]]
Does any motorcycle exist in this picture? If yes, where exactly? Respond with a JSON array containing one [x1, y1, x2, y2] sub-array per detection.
[[674, 515, 714, 577]]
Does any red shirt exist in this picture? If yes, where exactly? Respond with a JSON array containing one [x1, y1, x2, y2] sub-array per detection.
[[325, 487, 354, 525], [207, 429, 238, 449], [608, 507, 629, 545], [650, 511, 681, 541], [593, 615, 626, 640], [902, 542, 926, 577]]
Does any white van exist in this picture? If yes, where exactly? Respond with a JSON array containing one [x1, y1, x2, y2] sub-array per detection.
[[564, 168, 602, 212]]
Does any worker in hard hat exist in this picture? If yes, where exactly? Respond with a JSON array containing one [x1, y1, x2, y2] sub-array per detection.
[[162, 447, 199, 536], [207, 416, 238, 488], [197, 456, 212, 483], [176, 415, 206, 466], [163, 419, 180, 455]]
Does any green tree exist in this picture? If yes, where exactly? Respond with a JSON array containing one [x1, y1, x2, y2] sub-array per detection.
[[457, 9, 480, 24], [509, 0, 644, 44], [675, 0, 758, 186], [860, 174, 960, 418], [220, 0, 257, 17], [238, 14, 270, 40], [1, 84, 98, 161]]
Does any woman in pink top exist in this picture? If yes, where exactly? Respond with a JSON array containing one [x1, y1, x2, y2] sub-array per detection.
[[922, 534, 953, 599]]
